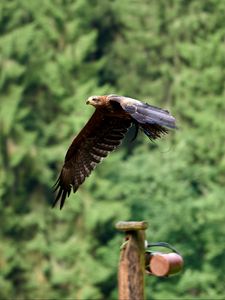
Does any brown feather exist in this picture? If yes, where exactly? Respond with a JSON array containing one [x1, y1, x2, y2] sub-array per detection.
[[53, 110, 131, 209], [141, 123, 168, 141]]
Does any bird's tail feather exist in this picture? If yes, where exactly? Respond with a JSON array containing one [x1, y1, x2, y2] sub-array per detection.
[[141, 123, 168, 140]]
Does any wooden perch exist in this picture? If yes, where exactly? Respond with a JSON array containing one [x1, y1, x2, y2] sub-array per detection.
[[115, 221, 148, 300]]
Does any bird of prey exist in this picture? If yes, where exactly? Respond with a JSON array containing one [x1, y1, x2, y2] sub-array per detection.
[[53, 94, 176, 209]]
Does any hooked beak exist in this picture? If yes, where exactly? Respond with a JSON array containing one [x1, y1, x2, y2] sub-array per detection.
[[86, 96, 92, 105]]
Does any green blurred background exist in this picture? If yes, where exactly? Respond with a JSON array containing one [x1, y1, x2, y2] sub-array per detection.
[[0, 0, 225, 299]]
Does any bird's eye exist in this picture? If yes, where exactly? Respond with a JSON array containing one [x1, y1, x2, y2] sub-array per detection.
[[93, 97, 99, 102]]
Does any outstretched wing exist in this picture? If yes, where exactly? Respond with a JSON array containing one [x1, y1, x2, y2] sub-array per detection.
[[108, 95, 176, 140], [53, 110, 131, 209]]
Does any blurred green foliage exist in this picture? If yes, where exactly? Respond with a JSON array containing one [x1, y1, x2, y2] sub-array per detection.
[[0, 0, 225, 299]]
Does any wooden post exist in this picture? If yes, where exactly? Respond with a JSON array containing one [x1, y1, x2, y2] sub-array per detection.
[[115, 221, 148, 300]]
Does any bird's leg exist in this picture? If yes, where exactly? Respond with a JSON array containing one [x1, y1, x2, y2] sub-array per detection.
[[131, 122, 139, 142]]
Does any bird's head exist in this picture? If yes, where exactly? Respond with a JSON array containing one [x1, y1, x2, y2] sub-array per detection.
[[86, 95, 105, 107]]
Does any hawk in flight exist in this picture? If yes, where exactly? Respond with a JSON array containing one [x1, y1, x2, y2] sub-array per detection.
[[53, 95, 176, 209]]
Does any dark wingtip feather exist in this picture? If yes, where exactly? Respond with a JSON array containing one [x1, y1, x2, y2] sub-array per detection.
[[59, 190, 68, 209], [52, 176, 71, 209], [52, 177, 60, 190]]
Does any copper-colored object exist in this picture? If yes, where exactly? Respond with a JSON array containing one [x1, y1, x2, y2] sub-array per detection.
[[148, 253, 184, 277]]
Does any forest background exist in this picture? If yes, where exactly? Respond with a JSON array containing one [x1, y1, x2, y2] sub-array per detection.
[[0, 0, 225, 299]]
